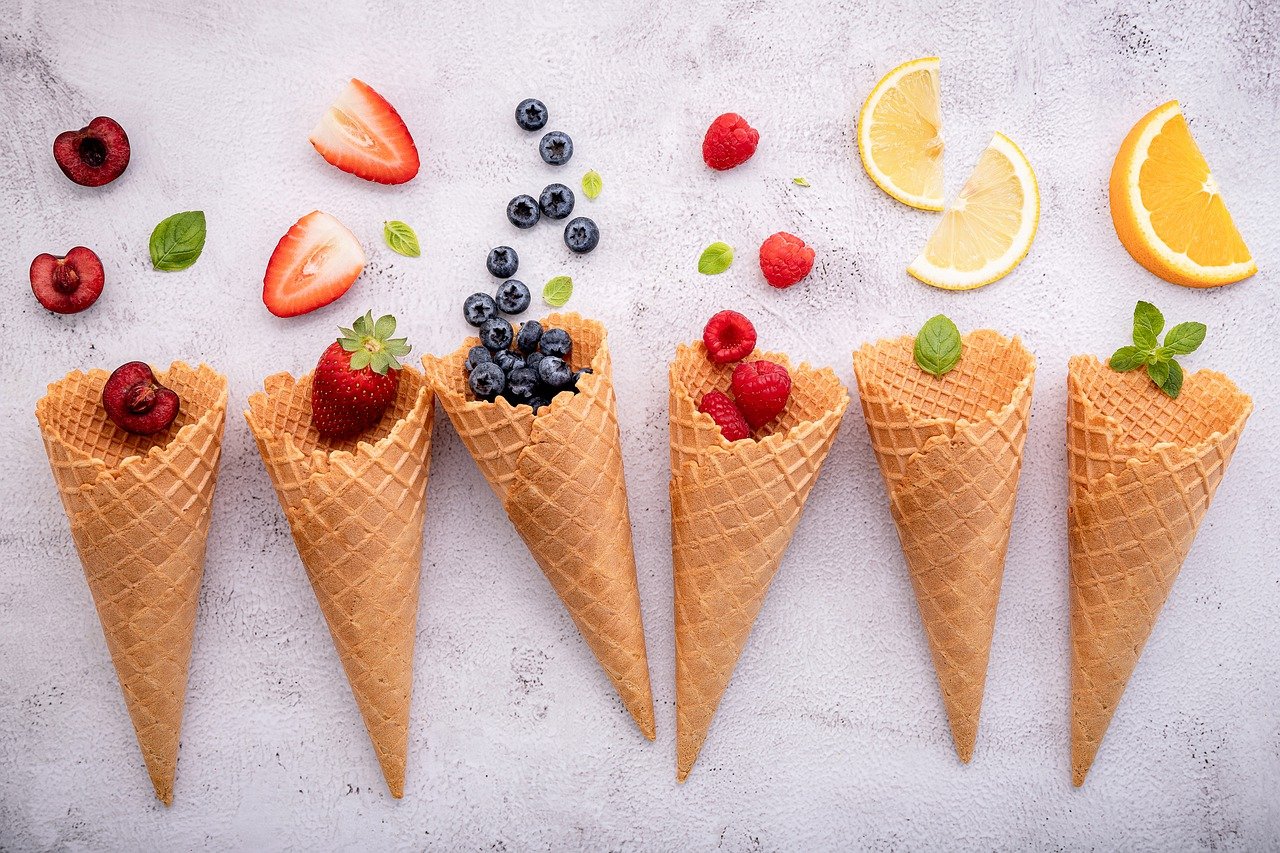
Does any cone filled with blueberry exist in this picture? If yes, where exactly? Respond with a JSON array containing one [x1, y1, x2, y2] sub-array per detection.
[[669, 311, 849, 781], [423, 311, 655, 740], [245, 312, 434, 798]]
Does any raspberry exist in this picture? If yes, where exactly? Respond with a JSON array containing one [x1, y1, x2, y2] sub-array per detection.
[[702, 310, 757, 364], [702, 113, 759, 171], [731, 360, 792, 430], [758, 232, 814, 288], [698, 390, 750, 441]]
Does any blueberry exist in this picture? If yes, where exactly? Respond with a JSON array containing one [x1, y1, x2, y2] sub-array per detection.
[[480, 317, 514, 351], [496, 279, 532, 315], [539, 131, 573, 166], [465, 345, 492, 372], [464, 293, 499, 327], [506, 195, 540, 229], [494, 349, 524, 374], [524, 350, 544, 371], [571, 367, 594, 387], [487, 246, 519, 279], [537, 355, 573, 388], [529, 395, 552, 415], [539, 328, 572, 358], [469, 362, 506, 399], [539, 183, 575, 220], [507, 367, 538, 399], [563, 217, 599, 254], [516, 320, 543, 354], [516, 98, 548, 132]]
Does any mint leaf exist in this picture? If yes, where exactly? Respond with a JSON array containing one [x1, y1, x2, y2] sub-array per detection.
[[383, 220, 421, 257], [543, 275, 573, 307], [1163, 322, 1206, 355], [698, 242, 734, 275], [1109, 346, 1146, 372], [149, 211, 206, 271], [792, 177, 810, 187], [913, 315, 963, 377], [1159, 359, 1184, 398], [1133, 301, 1164, 349], [1146, 359, 1170, 387], [581, 170, 602, 200]]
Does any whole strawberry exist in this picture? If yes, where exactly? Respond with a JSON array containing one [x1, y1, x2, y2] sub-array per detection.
[[698, 390, 750, 441], [311, 311, 412, 439], [731, 360, 792, 430], [702, 113, 759, 171], [759, 232, 814, 288]]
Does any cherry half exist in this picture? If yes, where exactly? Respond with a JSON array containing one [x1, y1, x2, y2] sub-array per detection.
[[101, 362, 180, 435], [30, 247, 104, 314], [53, 117, 130, 187]]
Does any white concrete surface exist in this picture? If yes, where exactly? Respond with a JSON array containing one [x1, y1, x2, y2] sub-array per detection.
[[1, 0, 1278, 849]]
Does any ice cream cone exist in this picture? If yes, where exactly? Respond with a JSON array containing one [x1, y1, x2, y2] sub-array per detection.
[[35, 362, 228, 805], [245, 367, 434, 798], [669, 343, 849, 781], [854, 331, 1035, 762], [422, 313, 655, 740], [1067, 355, 1250, 786]]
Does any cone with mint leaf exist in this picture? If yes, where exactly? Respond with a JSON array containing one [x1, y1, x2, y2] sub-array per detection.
[[245, 312, 434, 798], [854, 316, 1035, 763], [1069, 302, 1251, 785]]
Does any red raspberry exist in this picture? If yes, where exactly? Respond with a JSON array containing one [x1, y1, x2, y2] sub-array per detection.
[[698, 390, 750, 441], [702, 310, 757, 364], [702, 113, 759, 171], [759, 232, 814, 288], [731, 360, 792, 430]]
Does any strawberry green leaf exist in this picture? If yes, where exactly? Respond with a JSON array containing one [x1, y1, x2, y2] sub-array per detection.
[[350, 349, 372, 370], [374, 314, 397, 340]]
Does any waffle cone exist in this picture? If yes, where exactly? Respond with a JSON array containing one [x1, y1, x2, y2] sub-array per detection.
[[422, 313, 655, 740], [245, 367, 434, 798], [1067, 355, 1250, 786], [35, 362, 228, 805], [669, 343, 849, 781], [854, 331, 1035, 763]]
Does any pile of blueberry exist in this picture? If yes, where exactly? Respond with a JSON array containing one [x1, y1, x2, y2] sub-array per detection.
[[463, 291, 588, 412]]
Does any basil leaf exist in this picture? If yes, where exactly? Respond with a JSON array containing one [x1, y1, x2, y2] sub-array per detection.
[[543, 275, 573, 307], [1146, 359, 1170, 387], [1158, 359, 1184, 398], [913, 314, 963, 377], [1109, 346, 1146, 372], [581, 170, 602, 200], [698, 242, 734, 275], [792, 177, 810, 187], [1163, 322, 1206, 355], [1132, 300, 1164, 349], [383, 220, 421, 257], [149, 211, 206, 271]]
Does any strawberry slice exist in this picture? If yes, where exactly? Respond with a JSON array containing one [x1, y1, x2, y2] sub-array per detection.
[[262, 211, 366, 318], [309, 79, 419, 184]]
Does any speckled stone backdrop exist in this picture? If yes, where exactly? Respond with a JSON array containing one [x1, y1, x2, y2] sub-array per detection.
[[1, 0, 1278, 849]]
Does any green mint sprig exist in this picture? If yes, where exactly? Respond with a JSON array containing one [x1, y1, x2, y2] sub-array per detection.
[[913, 314, 963, 377], [1108, 301, 1205, 399]]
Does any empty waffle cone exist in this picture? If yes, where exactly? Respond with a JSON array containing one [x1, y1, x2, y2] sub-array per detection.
[[854, 331, 1035, 763], [670, 343, 849, 781], [245, 367, 434, 798], [35, 362, 228, 805], [1067, 355, 1250, 786], [422, 313, 655, 740]]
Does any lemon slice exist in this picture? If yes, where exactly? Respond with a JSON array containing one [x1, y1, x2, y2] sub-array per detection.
[[858, 57, 944, 210], [1109, 101, 1255, 288], [907, 132, 1039, 290]]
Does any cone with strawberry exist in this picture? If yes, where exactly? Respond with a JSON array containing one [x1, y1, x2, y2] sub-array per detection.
[[245, 312, 434, 798], [671, 311, 849, 780]]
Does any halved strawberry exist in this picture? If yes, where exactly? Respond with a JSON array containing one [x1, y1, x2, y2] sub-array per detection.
[[263, 211, 366, 318], [309, 79, 420, 184]]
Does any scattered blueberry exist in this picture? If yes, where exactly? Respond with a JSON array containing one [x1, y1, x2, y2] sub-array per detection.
[[537, 355, 573, 388], [494, 349, 524, 373], [507, 195, 540, 229], [539, 328, 572, 358], [516, 320, 543, 354], [464, 293, 499, 327], [539, 183, 575, 220], [516, 98, 548, 132], [539, 131, 573, 166], [524, 350, 544, 372], [487, 246, 519, 279], [469, 362, 506, 399], [564, 217, 599, 254], [496, 279, 532, 315], [507, 367, 538, 399], [480, 317, 514, 351], [465, 345, 493, 372]]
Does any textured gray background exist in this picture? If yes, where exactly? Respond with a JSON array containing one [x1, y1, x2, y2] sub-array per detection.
[[1, 0, 1278, 850]]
